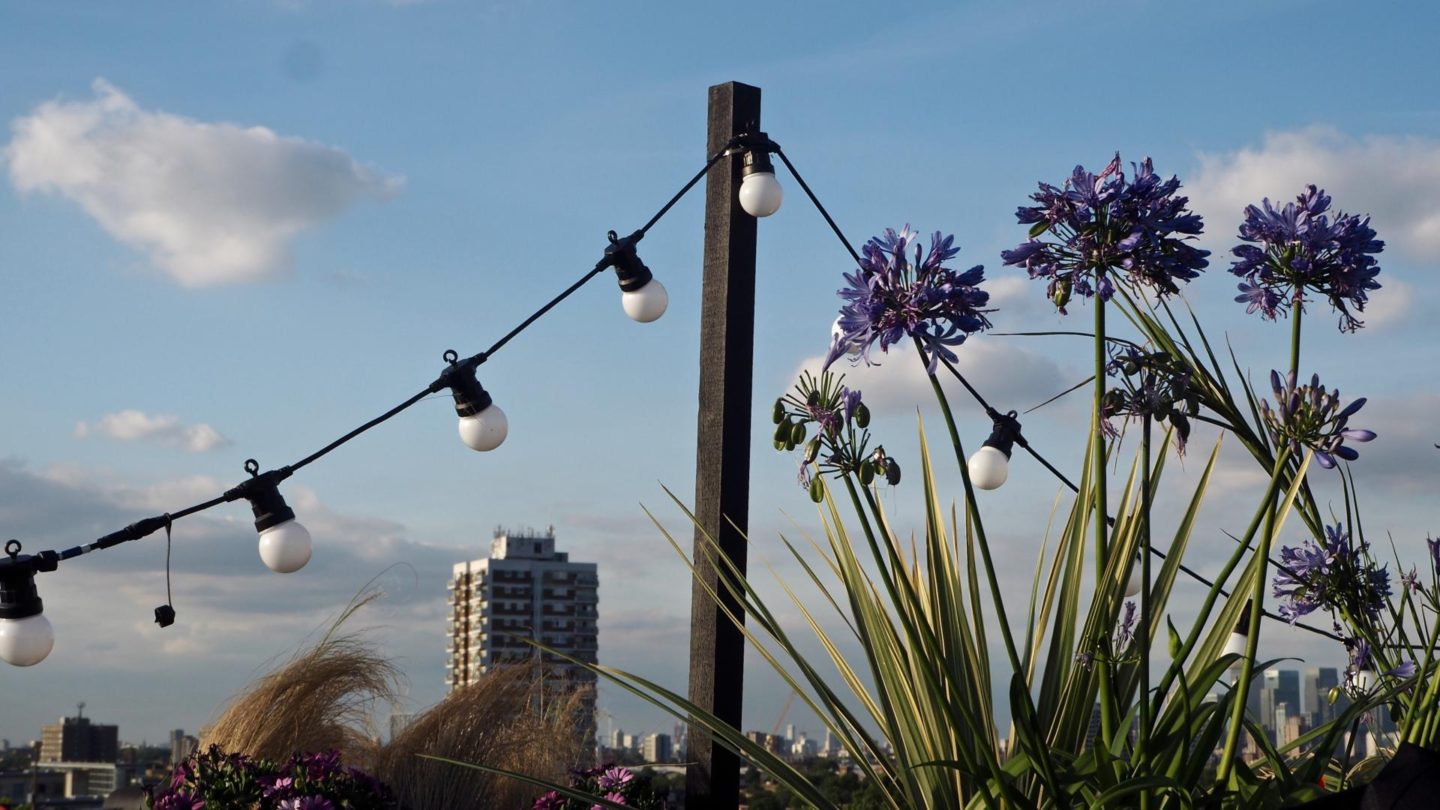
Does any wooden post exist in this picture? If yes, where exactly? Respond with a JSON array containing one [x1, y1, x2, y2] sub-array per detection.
[[685, 80, 760, 810]]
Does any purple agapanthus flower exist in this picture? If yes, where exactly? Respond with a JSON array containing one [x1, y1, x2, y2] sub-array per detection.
[[1229, 185, 1383, 331], [1003, 154, 1209, 313], [1102, 346, 1200, 454], [1260, 370, 1375, 469], [826, 226, 992, 374], [1274, 523, 1390, 625]]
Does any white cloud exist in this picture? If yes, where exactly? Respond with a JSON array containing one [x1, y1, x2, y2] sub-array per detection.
[[1187, 126, 1440, 264], [74, 409, 231, 452], [794, 336, 1074, 415], [5, 79, 402, 286]]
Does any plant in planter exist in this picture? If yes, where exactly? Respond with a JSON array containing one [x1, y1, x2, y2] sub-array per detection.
[[459, 159, 1428, 808], [146, 745, 397, 809]]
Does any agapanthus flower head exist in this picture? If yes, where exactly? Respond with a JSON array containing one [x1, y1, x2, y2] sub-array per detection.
[[1274, 523, 1389, 625], [1102, 345, 1200, 453], [1260, 370, 1375, 469], [1003, 154, 1209, 313], [1229, 185, 1384, 331], [1429, 536, 1440, 574], [774, 371, 894, 490], [826, 226, 992, 374]]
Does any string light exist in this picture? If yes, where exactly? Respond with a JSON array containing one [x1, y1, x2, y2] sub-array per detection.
[[0, 134, 754, 665], [434, 351, 507, 452], [1223, 602, 1252, 684], [0, 541, 57, 666], [2, 125, 1349, 670], [737, 132, 783, 218], [603, 229, 667, 323], [226, 461, 311, 574], [968, 410, 1021, 490]]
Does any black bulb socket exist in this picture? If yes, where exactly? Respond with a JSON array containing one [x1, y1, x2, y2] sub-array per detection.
[[0, 546, 58, 621], [450, 373, 494, 419], [981, 410, 1023, 459], [604, 230, 653, 293], [1233, 600, 1253, 636], [741, 136, 776, 179], [225, 467, 297, 533]]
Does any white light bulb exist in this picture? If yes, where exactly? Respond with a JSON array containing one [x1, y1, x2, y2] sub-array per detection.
[[622, 279, 668, 323], [1125, 565, 1143, 598], [258, 519, 312, 573], [738, 171, 783, 218], [967, 446, 1009, 490], [1355, 669, 1375, 692], [458, 403, 508, 452], [831, 318, 860, 358], [0, 613, 55, 667], [1221, 631, 1248, 663]]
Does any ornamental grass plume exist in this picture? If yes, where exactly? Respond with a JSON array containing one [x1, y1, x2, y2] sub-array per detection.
[[1229, 185, 1383, 331], [372, 659, 592, 810], [201, 592, 400, 767], [1002, 154, 1209, 312], [825, 226, 992, 373]]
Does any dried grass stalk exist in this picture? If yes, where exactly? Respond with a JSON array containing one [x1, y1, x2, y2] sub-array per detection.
[[373, 659, 593, 810], [200, 593, 399, 767]]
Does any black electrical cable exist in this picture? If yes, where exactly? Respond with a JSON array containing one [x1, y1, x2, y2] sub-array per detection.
[[773, 149, 1344, 643], [14, 141, 732, 574]]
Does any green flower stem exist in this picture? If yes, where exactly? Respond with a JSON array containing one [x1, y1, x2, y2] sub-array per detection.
[[1414, 613, 1440, 745], [1216, 451, 1291, 787], [914, 336, 1023, 677], [1138, 417, 1154, 785], [1093, 272, 1119, 751], [1289, 289, 1303, 381]]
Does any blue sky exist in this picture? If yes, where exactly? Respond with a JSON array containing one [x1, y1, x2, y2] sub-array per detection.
[[2, 0, 1438, 747]]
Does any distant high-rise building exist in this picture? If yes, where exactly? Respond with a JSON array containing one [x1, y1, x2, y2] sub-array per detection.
[[1304, 667, 1342, 728], [40, 711, 117, 764], [609, 728, 625, 751], [167, 729, 197, 765], [445, 527, 598, 706], [643, 733, 672, 763], [1274, 670, 1300, 720]]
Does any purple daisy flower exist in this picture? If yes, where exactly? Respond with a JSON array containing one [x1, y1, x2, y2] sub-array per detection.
[[596, 766, 634, 791]]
